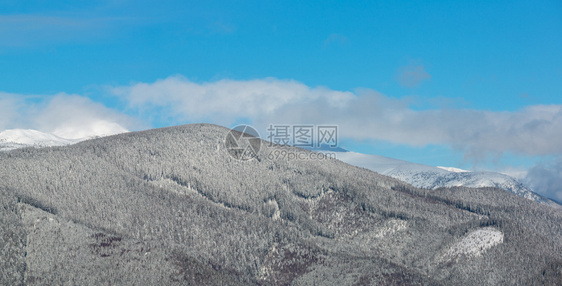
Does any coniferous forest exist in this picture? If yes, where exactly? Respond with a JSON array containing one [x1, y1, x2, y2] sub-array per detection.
[[1, 124, 561, 285]]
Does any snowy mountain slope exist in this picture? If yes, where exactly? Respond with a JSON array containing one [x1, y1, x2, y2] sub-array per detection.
[[0, 129, 76, 151], [1, 124, 561, 285], [2, 128, 557, 208], [0, 128, 127, 152], [333, 151, 560, 208]]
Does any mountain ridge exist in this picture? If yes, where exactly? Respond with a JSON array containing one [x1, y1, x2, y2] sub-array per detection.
[[0, 128, 127, 152], [333, 151, 560, 208], [3, 127, 555, 208], [1, 123, 561, 284], [0, 129, 75, 151]]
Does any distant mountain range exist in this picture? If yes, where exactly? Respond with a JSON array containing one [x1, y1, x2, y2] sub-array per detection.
[[0, 128, 126, 152], [0, 129, 76, 151], [332, 151, 560, 208]]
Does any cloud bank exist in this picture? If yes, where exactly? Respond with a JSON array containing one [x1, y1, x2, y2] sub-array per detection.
[[112, 76, 562, 159], [525, 159, 562, 202], [0, 92, 132, 139], [111, 76, 355, 127]]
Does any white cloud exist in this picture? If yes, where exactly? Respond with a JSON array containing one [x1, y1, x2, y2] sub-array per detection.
[[524, 158, 562, 202], [0, 92, 133, 139], [32, 94, 132, 139], [111, 75, 355, 126], [111, 76, 562, 159]]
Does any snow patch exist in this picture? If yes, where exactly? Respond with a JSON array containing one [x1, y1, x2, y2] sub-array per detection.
[[443, 227, 503, 261], [437, 166, 470, 173]]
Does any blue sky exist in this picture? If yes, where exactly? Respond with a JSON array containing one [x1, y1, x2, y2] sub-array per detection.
[[1, 1, 562, 199]]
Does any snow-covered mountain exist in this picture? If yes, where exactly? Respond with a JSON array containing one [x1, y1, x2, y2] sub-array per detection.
[[333, 151, 560, 208], [0, 129, 77, 151], [3, 128, 558, 209], [1, 124, 560, 285], [0, 128, 126, 152]]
